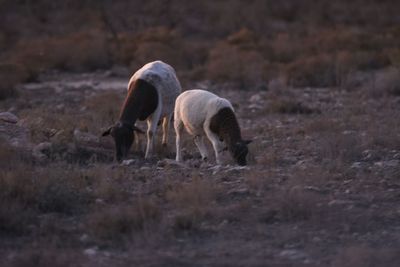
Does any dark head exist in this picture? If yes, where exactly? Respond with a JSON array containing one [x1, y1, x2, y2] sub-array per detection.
[[101, 122, 144, 162], [231, 140, 252, 166]]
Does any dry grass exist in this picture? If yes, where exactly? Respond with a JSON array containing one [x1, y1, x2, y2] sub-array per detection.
[[5, 248, 87, 267], [0, 166, 92, 215], [0, 63, 24, 100], [87, 198, 161, 242], [317, 131, 363, 165], [83, 91, 123, 129], [0, 201, 36, 236], [166, 177, 216, 231], [332, 246, 400, 267], [371, 67, 400, 97], [2, 1, 400, 266], [268, 99, 318, 114], [0, 1, 399, 91], [286, 54, 337, 88]]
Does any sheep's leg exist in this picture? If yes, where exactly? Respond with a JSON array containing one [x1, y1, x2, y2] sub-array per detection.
[[174, 117, 184, 162], [204, 128, 224, 165], [145, 114, 161, 159], [134, 131, 141, 152], [194, 135, 208, 161], [161, 114, 171, 147]]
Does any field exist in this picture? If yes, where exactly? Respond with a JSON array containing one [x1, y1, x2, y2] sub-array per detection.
[[1, 1, 400, 266]]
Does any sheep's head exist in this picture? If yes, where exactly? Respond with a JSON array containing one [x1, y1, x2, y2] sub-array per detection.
[[101, 122, 144, 162], [231, 140, 252, 166]]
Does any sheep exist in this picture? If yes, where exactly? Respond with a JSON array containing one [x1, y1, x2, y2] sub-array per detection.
[[102, 61, 182, 162], [174, 89, 251, 166]]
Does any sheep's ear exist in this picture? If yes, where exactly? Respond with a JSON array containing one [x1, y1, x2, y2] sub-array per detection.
[[101, 126, 113, 137], [133, 126, 145, 134], [244, 139, 252, 145]]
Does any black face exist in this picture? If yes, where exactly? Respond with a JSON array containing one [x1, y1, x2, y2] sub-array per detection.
[[232, 141, 249, 166], [110, 125, 134, 162]]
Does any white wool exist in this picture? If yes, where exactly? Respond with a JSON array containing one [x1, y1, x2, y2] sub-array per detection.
[[175, 89, 233, 136], [128, 60, 182, 117], [174, 89, 236, 164]]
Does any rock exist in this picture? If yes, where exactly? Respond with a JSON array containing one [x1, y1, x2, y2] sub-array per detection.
[[374, 160, 400, 168], [328, 199, 353, 206], [351, 162, 364, 169], [249, 93, 263, 103], [32, 142, 52, 161], [84, 247, 98, 256], [0, 117, 31, 148], [224, 165, 249, 173], [121, 159, 135, 166], [140, 166, 151, 171], [80, 234, 89, 242], [157, 158, 187, 168], [73, 129, 99, 144], [0, 112, 18, 124], [227, 187, 250, 197], [279, 249, 308, 261]]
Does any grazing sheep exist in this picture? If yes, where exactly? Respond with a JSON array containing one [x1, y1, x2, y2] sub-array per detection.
[[174, 89, 251, 166], [102, 61, 182, 161]]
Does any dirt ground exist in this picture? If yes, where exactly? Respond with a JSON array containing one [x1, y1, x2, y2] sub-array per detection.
[[1, 69, 400, 267]]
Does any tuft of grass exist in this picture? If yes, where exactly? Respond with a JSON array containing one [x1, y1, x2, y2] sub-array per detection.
[[167, 177, 216, 231], [0, 201, 36, 236], [332, 246, 400, 267], [286, 54, 337, 88], [317, 131, 363, 165], [87, 198, 161, 242], [0, 166, 92, 215], [0, 63, 24, 100], [269, 99, 318, 114], [274, 186, 321, 221], [373, 68, 400, 97], [206, 34, 266, 88], [83, 91, 123, 128], [4, 248, 87, 267]]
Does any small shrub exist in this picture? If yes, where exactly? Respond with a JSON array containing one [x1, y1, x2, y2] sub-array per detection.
[[5, 248, 87, 267], [0, 170, 37, 206], [38, 168, 92, 214], [0, 63, 24, 100], [166, 177, 216, 230], [333, 246, 400, 267], [364, 116, 400, 150], [0, 166, 92, 214], [274, 186, 320, 221], [317, 131, 363, 165], [286, 54, 337, 88], [88, 199, 161, 241], [206, 29, 266, 88], [0, 201, 36, 236], [373, 68, 400, 96], [0, 141, 31, 170], [269, 99, 317, 114], [6, 31, 111, 78], [131, 26, 189, 70], [86, 165, 132, 203], [84, 91, 123, 128]]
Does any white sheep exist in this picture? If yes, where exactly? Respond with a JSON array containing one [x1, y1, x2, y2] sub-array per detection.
[[174, 89, 251, 166], [102, 60, 182, 161]]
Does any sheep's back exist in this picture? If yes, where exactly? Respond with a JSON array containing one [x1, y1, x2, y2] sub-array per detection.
[[129, 61, 182, 117], [176, 89, 233, 135]]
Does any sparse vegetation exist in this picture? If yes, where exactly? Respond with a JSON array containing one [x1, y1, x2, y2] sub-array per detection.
[[2, 1, 400, 266]]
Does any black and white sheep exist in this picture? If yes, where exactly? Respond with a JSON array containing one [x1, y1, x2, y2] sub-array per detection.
[[102, 61, 182, 161], [174, 89, 251, 166]]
